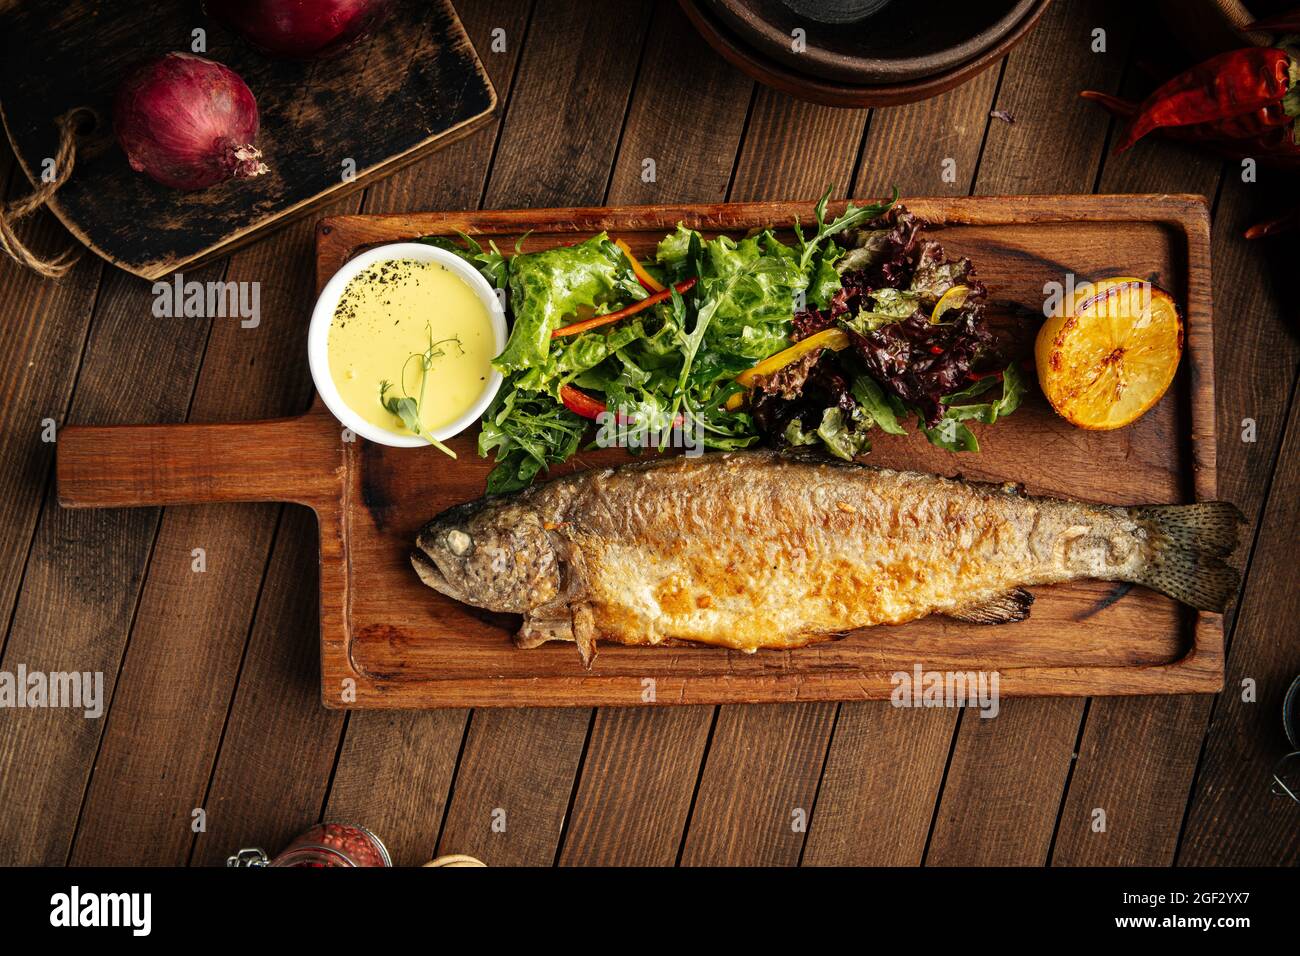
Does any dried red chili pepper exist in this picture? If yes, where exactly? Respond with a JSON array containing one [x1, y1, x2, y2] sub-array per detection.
[[1111, 47, 1294, 152], [1081, 89, 1300, 161], [1215, 101, 1292, 138]]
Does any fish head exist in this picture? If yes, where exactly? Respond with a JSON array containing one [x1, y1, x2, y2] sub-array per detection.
[[412, 496, 561, 614]]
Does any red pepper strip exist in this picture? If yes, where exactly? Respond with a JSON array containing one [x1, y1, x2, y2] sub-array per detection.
[[551, 278, 697, 338], [1113, 47, 1292, 152], [558, 384, 684, 427], [559, 384, 607, 420]]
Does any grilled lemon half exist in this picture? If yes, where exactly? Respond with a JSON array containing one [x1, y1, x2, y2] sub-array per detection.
[[1035, 277, 1182, 430]]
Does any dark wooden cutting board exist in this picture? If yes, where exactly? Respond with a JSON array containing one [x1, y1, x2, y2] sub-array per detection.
[[0, 0, 494, 279], [56, 195, 1222, 708]]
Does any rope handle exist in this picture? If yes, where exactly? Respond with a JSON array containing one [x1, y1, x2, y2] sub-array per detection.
[[0, 107, 93, 279]]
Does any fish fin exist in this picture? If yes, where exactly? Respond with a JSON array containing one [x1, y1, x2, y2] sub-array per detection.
[[515, 615, 573, 650], [946, 587, 1035, 624], [1131, 502, 1245, 612], [515, 603, 599, 668], [572, 603, 598, 669], [1134, 502, 1244, 558]]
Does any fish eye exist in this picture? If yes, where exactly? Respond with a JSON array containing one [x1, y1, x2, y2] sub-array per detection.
[[446, 529, 474, 556]]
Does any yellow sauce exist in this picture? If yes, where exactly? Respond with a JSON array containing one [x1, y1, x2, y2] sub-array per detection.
[[327, 258, 495, 439]]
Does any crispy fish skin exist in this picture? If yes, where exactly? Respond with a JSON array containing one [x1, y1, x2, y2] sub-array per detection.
[[412, 451, 1243, 664]]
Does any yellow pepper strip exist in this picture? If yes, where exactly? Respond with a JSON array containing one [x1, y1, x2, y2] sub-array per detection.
[[615, 238, 665, 293], [725, 327, 850, 411], [930, 284, 970, 324]]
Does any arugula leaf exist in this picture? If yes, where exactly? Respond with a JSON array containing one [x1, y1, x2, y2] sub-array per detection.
[[418, 232, 510, 290], [479, 384, 586, 493], [850, 375, 908, 435], [921, 418, 980, 452], [917, 364, 1026, 452], [939, 363, 1025, 425], [796, 186, 897, 275]]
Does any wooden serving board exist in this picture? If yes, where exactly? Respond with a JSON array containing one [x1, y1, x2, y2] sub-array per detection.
[[56, 195, 1221, 708], [0, 0, 494, 279]]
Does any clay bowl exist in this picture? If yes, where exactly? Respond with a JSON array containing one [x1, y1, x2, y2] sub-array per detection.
[[678, 0, 1051, 108], [709, 0, 1041, 84]]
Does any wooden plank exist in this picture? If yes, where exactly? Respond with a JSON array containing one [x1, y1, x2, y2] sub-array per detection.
[[1048, 77, 1228, 866], [800, 65, 1002, 868], [604, 2, 752, 206], [559, 706, 714, 866], [0, 142, 103, 651], [922, 0, 1133, 866], [681, 703, 836, 866], [391, 0, 656, 866], [1178, 375, 1300, 866], [553, 0, 750, 867], [927, 699, 1084, 865], [851, 61, 1003, 197], [187, 0, 534, 868], [962, 0, 1127, 194], [1171, 175, 1300, 866], [1051, 694, 1210, 865], [1048, 47, 1299, 866], [0, 263, 211, 864], [434, 708, 589, 865], [188, 504, 342, 866], [802, 707, 955, 865], [323, 709, 467, 866], [480, 0, 653, 210], [727, 87, 863, 200]]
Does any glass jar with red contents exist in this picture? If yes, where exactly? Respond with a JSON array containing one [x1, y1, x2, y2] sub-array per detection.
[[227, 822, 392, 868]]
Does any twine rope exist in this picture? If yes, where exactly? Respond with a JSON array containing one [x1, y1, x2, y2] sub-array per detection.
[[0, 107, 92, 279]]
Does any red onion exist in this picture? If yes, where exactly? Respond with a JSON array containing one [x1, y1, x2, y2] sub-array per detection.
[[203, 0, 390, 59], [113, 53, 267, 192]]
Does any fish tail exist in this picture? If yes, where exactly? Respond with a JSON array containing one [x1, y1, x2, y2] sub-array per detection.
[[1131, 502, 1245, 612]]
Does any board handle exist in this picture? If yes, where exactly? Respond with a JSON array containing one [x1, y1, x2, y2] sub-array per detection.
[[57, 414, 342, 509]]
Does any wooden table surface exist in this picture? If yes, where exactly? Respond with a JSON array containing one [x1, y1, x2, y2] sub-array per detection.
[[1, 0, 1296, 867]]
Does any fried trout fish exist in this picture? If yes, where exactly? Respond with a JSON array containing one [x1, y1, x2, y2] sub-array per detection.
[[412, 451, 1242, 666]]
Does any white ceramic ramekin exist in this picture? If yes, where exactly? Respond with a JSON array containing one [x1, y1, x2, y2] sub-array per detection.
[[308, 242, 507, 448]]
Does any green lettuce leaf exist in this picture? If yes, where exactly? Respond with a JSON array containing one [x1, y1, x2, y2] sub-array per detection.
[[816, 406, 874, 460], [841, 288, 922, 334], [493, 233, 644, 374]]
